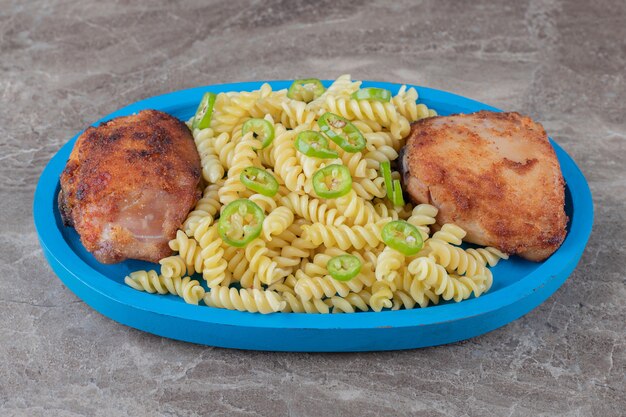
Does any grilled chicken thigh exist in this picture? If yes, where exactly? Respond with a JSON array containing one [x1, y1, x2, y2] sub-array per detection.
[[399, 111, 568, 261], [59, 110, 202, 264]]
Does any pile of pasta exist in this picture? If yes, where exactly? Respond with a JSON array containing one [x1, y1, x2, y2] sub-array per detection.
[[125, 75, 508, 314]]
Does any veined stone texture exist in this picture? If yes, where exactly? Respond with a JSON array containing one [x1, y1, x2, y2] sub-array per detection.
[[0, 0, 624, 416]]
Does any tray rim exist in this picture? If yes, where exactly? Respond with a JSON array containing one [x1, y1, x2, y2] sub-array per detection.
[[33, 80, 593, 348]]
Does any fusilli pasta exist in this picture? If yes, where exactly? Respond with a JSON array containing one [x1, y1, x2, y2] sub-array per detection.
[[125, 75, 507, 314]]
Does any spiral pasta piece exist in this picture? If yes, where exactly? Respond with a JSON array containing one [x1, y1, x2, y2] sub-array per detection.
[[192, 220, 228, 287], [393, 267, 440, 308], [431, 223, 467, 246], [364, 145, 398, 170], [125, 270, 205, 305], [183, 181, 221, 236], [336, 190, 382, 226], [375, 246, 405, 282], [369, 281, 394, 312], [406, 204, 438, 240], [325, 291, 372, 313], [466, 247, 509, 267], [294, 270, 352, 301], [265, 224, 298, 249], [282, 292, 331, 314], [280, 99, 316, 128], [262, 207, 294, 241], [245, 239, 289, 285], [193, 127, 225, 183], [323, 96, 400, 127], [408, 257, 487, 302], [281, 237, 317, 260], [426, 239, 487, 277], [250, 86, 286, 120], [218, 132, 261, 205], [371, 201, 400, 221], [301, 223, 382, 251], [211, 91, 259, 133], [307, 74, 361, 114], [159, 255, 187, 279], [223, 245, 249, 278], [271, 125, 307, 192], [281, 192, 346, 226], [391, 85, 435, 123], [391, 290, 416, 310], [204, 286, 286, 314], [169, 230, 203, 275], [296, 144, 340, 179], [352, 176, 387, 200], [213, 132, 237, 169], [334, 150, 371, 178]]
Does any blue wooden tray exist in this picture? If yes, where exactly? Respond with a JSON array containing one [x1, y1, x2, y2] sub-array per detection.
[[33, 80, 593, 351]]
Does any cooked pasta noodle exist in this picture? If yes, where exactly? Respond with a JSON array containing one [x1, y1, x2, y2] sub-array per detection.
[[281, 193, 346, 226], [408, 257, 487, 302], [204, 286, 286, 314], [183, 181, 221, 236], [407, 204, 439, 240], [125, 270, 205, 305], [124, 75, 508, 314], [431, 223, 467, 246], [426, 239, 487, 277], [301, 223, 383, 251], [262, 206, 294, 241], [271, 125, 307, 192], [466, 247, 509, 267], [375, 246, 405, 282], [336, 190, 382, 226], [159, 255, 187, 279], [193, 128, 225, 183]]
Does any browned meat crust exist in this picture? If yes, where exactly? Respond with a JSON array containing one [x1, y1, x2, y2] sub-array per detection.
[[59, 110, 201, 264], [400, 111, 568, 261]]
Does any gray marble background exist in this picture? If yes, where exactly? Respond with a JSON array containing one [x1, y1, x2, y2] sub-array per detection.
[[1, 0, 624, 416]]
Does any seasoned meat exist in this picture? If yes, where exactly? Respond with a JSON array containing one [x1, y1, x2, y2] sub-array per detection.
[[399, 111, 568, 261], [59, 110, 201, 264]]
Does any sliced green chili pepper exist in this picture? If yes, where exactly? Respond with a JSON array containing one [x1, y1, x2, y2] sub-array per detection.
[[380, 161, 405, 206], [240, 167, 279, 197], [242, 118, 275, 149], [318, 112, 366, 153], [380, 161, 394, 198], [381, 220, 424, 256], [287, 78, 326, 103], [192, 92, 217, 129], [351, 87, 392, 102], [295, 131, 339, 159], [391, 179, 405, 206], [218, 199, 265, 247], [328, 255, 362, 282], [312, 164, 352, 199]]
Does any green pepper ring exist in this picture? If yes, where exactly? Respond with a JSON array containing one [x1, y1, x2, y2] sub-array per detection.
[[381, 220, 424, 256], [312, 164, 353, 199], [192, 92, 217, 130], [327, 255, 362, 282], [242, 118, 275, 149], [287, 78, 326, 103], [351, 87, 392, 102], [295, 131, 339, 159], [240, 167, 279, 197], [218, 199, 265, 248], [317, 112, 366, 153]]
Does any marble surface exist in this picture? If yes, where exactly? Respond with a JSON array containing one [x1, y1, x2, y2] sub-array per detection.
[[1, 0, 624, 415]]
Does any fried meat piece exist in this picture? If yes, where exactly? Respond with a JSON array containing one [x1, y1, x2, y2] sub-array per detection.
[[399, 111, 568, 261], [59, 110, 201, 264]]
